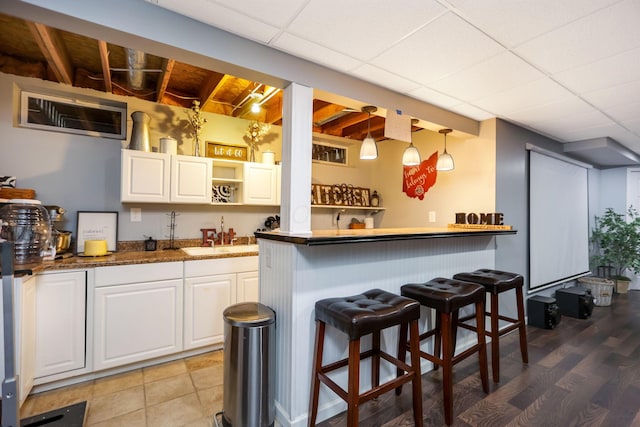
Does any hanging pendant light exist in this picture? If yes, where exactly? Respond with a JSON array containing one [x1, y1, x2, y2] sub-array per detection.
[[402, 118, 422, 166], [359, 106, 378, 160], [436, 128, 455, 171]]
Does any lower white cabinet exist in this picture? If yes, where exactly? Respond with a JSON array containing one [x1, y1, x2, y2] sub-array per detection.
[[237, 271, 259, 303], [35, 270, 86, 379], [183, 273, 234, 350], [93, 263, 183, 371], [184, 256, 258, 350]]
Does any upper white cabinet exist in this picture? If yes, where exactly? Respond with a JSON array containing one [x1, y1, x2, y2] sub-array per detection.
[[121, 149, 170, 203], [243, 162, 278, 205], [211, 160, 280, 205], [170, 154, 212, 204], [35, 270, 86, 380], [121, 149, 212, 204]]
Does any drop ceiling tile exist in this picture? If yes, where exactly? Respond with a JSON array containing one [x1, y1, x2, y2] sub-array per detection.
[[428, 51, 544, 102], [447, 0, 621, 47], [371, 12, 504, 85], [350, 64, 421, 94], [553, 47, 640, 93], [285, 0, 446, 61], [514, 0, 640, 74], [582, 80, 640, 111], [446, 103, 494, 121], [507, 97, 610, 129], [272, 32, 362, 72], [408, 87, 462, 109], [473, 77, 575, 115], [560, 122, 623, 143], [606, 100, 640, 122], [209, 0, 309, 28], [155, 0, 280, 42]]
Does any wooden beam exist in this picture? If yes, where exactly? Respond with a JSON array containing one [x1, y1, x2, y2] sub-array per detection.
[[97, 40, 112, 93], [156, 58, 175, 102], [199, 72, 231, 110], [26, 21, 74, 85]]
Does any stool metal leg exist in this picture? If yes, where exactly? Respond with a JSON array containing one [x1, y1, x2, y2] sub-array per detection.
[[308, 321, 325, 427]]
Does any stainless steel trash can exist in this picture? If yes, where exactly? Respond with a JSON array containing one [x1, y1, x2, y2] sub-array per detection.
[[221, 302, 276, 427]]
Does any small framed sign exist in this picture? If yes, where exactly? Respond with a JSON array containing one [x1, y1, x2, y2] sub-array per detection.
[[76, 211, 118, 253], [206, 142, 248, 161]]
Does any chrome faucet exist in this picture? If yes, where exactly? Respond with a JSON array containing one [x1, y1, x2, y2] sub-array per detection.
[[219, 216, 225, 244]]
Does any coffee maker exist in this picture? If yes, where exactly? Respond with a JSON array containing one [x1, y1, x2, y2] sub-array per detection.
[[45, 205, 73, 259]]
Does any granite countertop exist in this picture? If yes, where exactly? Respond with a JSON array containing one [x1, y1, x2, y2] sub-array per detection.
[[0, 242, 259, 275], [255, 225, 516, 246]]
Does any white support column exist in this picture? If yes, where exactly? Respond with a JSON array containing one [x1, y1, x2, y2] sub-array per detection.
[[280, 82, 313, 235]]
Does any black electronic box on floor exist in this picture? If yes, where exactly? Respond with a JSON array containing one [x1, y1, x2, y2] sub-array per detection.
[[527, 295, 561, 329], [555, 286, 595, 319]]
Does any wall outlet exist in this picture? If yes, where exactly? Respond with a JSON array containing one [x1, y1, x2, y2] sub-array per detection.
[[428, 211, 436, 223], [130, 207, 142, 222]]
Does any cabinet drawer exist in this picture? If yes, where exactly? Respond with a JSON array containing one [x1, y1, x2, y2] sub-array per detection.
[[95, 262, 182, 287], [184, 256, 258, 278]]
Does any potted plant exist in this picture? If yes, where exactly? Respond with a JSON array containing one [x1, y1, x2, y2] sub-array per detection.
[[590, 207, 640, 293]]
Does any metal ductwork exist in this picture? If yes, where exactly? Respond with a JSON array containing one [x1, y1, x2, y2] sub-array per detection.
[[125, 48, 147, 90]]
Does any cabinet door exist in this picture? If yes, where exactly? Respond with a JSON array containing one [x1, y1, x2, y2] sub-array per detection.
[[237, 271, 259, 303], [170, 155, 212, 204], [35, 271, 86, 379], [243, 162, 277, 205], [184, 274, 235, 350], [121, 149, 170, 203], [94, 279, 183, 371]]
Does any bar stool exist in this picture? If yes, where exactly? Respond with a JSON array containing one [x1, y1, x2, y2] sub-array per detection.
[[308, 289, 423, 427], [453, 269, 528, 383], [398, 278, 489, 426]]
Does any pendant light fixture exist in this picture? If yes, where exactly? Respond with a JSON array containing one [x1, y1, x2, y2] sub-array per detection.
[[402, 118, 422, 166], [436, 128, 455, 171], [359, 106, 378, 160]]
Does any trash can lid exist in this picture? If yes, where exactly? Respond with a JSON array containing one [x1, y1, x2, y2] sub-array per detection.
[[224, 302, 276, 327]]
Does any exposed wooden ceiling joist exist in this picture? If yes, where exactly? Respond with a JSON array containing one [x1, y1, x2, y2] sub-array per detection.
[[25, 21, 74, 85]]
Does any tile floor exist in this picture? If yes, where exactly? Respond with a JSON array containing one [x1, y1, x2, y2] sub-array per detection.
[[20, 350, 224, 427]]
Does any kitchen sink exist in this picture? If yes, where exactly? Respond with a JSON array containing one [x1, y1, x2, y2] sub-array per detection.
[[181, 244, 259, 256]]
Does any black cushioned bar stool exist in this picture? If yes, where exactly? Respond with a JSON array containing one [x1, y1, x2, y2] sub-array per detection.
[[452, 269, 528, 383], [308, 289, 423, 427], [398, 278, 489, 426]]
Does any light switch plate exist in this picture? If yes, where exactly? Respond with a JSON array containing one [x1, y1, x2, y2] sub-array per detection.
[[130, 207, 142, 222]]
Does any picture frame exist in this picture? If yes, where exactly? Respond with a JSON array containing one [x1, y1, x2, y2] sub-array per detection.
[[76, 211, 119, 253]]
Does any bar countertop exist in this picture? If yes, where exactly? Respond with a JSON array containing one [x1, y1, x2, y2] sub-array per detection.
[[255, 225, 516, 246]]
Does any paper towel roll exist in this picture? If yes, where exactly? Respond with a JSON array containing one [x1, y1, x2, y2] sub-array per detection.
[[160, 137, 177, 155], [364, 217, 374, 229]]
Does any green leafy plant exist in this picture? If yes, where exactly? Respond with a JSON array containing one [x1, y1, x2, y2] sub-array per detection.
[[590, 207, 640, 280]]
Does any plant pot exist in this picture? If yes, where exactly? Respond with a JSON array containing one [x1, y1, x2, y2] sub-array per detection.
[[615, 278, 630, 294]]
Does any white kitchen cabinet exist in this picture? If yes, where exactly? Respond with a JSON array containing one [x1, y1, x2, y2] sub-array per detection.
[[35, 270, 86, 379], [170, 154, 212, 204], [93, 263, 183, 371], [237, 271, 259, 303], [184, 256, 258, 349], [121, 149, 171, 203], [243, 162, 278, 205], [183, 273, 235, 350], [121, 149, 212, 204]]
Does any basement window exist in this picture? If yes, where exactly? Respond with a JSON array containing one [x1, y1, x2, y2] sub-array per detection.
[[19, 90, 127, 139], [312, 141, 348, 165]]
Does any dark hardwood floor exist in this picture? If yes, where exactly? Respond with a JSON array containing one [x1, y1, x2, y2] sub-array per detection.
[[317, 291, 640, 427]]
